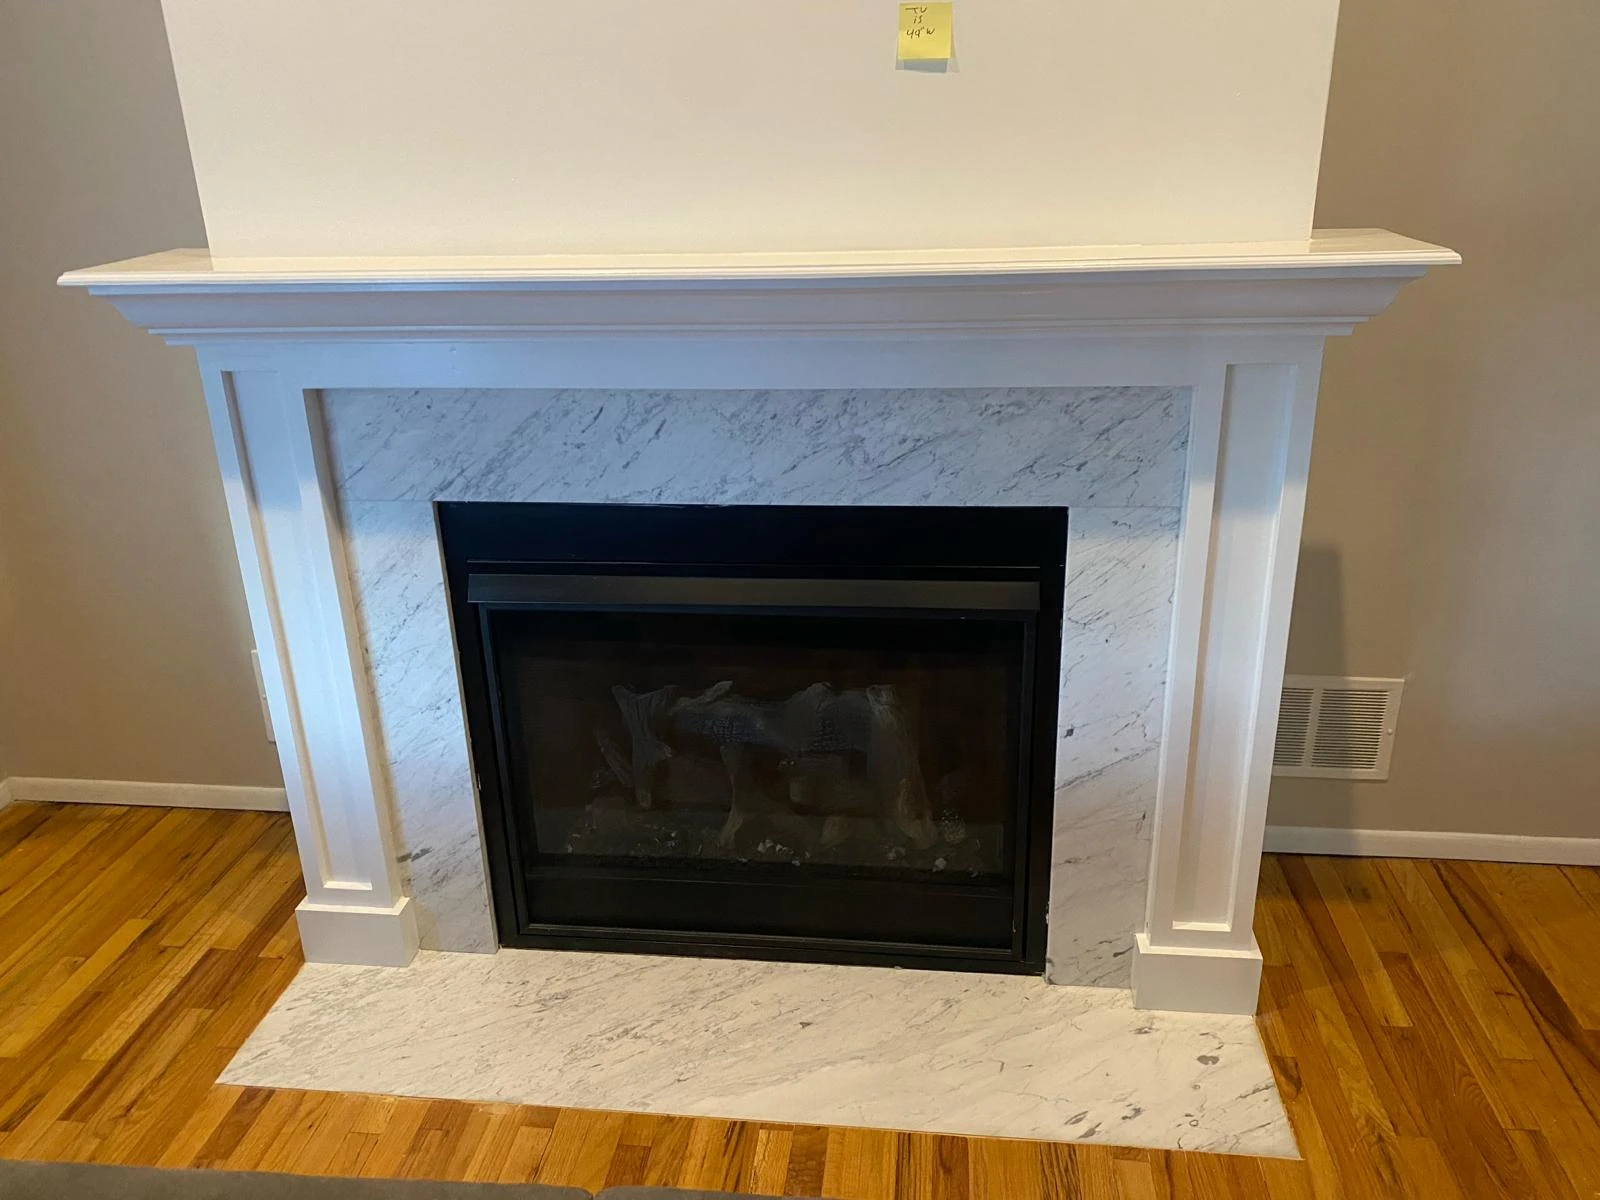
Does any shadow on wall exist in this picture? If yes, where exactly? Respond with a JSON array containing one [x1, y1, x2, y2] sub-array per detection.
[[1270, 543, 1358, 826]]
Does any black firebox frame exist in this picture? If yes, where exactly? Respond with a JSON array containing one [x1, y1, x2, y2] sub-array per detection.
[[440, 502, 1066, 975]]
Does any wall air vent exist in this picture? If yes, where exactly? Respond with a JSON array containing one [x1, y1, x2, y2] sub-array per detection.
[[1272, 676, 1404, 780]]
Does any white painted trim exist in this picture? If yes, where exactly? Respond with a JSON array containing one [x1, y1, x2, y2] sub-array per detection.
[[59, 229, 1455, 1009], [217, 373, 409, 910], [1264, 825, 1600, 867], [57, 231, 1456, 347], [0, 777, 288, 812], [296, 897, 420, 968], [1131, 933, 1264, 1015], [55, 233, 1461, 286], [1141, 355, 1322, 983]]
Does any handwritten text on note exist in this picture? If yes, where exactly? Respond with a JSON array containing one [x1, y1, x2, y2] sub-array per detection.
[[898, 3, 954, 62]]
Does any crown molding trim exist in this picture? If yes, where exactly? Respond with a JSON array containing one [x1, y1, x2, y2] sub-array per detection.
[[61, 231, 1457, 346]]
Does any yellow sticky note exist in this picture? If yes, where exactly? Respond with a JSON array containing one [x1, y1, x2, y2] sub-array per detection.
[[898, 2, 953, 62]]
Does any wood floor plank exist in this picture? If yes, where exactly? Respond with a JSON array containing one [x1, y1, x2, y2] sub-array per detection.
[[1382, 952, 1536, 1198], [218, 1086, 305, 1172], [398, 1099, 475, 1180], [3, 802, 1600, 1197], [0, 814, 121, 932], [327, 1131, 379, 1178], [0, 808, 169, 988], [1469, 860, 1600, 1030], [152, 1084, 246, 1168], [0, 801, 58, 861], [1254, 1152, 1316, 1200], [1274, 857, 1425, 1139], [897, 1132, 968, 1200], [436, 1103, 496, 1181], [965, 1135, 1052, 1200], [1070, 1144, 1118, 1199], [601, 1141, 651, 1188], [265, 1092, 367, 1176], [1303, 857, 1411, 1026], [155, 819, 291, 949], [639, 1113, 697, 1187], [359, 1096, 434, 1179], [743, 1126, 793, 1195], [1494, 1056, 1600, 1195], [185, 1087, 267, 1168], [783, 1123, 830, 1197], [1560, 863, 1600, 921], [0, 1061, 101, 1159], [821, 1126, 899, 1200], [534, 1107, 625, 1192], [1112, 1156, 1159, 1200], [350, 1095, 398, 1138], [1260, 968, 1403, 1184], [1432, 860, 1600, 1130], [253, 1090, 338, 1174], [458, 1106, 521, 1182], [495, 1124, 551, 1184], [1381, 858, 1539, 1063], [86, 1009, 220, 1158], [675, 1116, 754, 1192], [1508, 1127, 1584, 1200]]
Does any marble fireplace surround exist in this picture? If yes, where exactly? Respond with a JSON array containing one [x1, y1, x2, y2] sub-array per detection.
[[326, 384, 1186, 989], [62, 231, 1456, 1015]]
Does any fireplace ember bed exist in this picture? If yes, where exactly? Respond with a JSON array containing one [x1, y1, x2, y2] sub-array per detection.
[[441, 502, 1065, 972]]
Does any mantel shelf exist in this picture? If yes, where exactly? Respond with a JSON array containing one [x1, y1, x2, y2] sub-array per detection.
[[62, 229, 1456, 292], [57, 228, 1458, 348]]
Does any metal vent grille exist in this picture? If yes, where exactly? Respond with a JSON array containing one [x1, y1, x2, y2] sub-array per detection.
[[1272, 676, 1403, 780], [1274, 686, 1315, 767]]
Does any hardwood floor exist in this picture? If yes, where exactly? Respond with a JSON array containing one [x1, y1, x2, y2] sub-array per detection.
[[1, 801, 1598, 1197]]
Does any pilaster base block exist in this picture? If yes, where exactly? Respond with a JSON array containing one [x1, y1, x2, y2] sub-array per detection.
[[295, 896, 420, 967], [1131, 932, 1263, 1014]]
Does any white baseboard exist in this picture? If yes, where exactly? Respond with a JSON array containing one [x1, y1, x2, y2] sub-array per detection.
[[0, 776, 288, 813], [1264, 824, 1600, 866]]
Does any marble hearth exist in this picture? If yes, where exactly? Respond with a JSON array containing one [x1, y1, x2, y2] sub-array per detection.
[[62, 232, 1457, 1015], [219, 947, 1300, 1156]]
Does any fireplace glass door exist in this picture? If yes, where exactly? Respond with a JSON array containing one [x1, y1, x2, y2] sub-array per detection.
[[442, 503, 1065, 973]]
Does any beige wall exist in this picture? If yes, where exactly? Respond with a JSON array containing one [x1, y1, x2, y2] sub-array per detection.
[[0, 0, 279, 786], [1270, 0, 1600, 835], [3, 1, 1596, 836]]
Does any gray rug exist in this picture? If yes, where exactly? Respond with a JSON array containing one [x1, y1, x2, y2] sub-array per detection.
[[0, 1159, 781, 1198]]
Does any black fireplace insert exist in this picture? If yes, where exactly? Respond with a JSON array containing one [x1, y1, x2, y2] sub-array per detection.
[[440, 502, 1065, 973]]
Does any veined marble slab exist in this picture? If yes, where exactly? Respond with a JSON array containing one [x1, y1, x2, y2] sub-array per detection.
[[223, 949, 1296, 1158], [324, 386, 1188, 986], [327, 387, 1188, 508]]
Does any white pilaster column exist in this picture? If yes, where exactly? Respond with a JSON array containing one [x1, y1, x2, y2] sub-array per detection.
[[1132, 353, 1322, 1013], [198, 359, 417, 966]]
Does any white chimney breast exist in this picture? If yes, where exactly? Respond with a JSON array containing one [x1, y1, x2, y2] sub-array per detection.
[[157, 0, 1342, 259]]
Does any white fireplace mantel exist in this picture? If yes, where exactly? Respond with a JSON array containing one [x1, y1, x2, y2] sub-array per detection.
[[62, 230, 1456, 1014]]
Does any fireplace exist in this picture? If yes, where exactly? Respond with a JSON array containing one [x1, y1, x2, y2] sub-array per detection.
[[62, 231, 1456, 1010], [441, 502, 1064, 971]]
